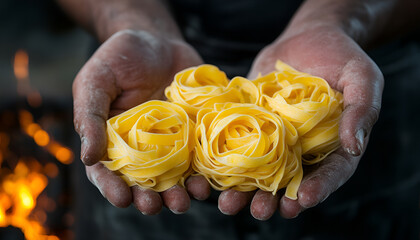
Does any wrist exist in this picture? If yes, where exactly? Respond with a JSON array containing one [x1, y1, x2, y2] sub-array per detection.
[[91, 0, 183, 43], [103, 29, 202, 74], [281, 0, 396, 47]]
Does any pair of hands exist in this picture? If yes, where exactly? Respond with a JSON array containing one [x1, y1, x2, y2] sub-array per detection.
[[73, 26, 383, 220]]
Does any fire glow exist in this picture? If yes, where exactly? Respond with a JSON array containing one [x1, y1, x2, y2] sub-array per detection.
[[14, 50, 42, 108], [0, 50, 74, 239], [0, 160, 58, 240], [19, 110, 74, 165]]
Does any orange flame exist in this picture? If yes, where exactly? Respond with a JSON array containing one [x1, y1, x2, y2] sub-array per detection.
[[19, 110, 74, 165], [0, 132, 9, 166], [14, 50, 29, 80], [48, 143, 73, 165], [43, 163, 59, 179], [13, 50, 42, 107], [14, 50, 30, 97], [0, 160, 59, 239], [34, 130, 50, 147], [2, 50, 73, 239]]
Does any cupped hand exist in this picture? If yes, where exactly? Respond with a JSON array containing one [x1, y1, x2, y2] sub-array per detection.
[[217, 25, 383, 220], [73, 29, 209, 214]]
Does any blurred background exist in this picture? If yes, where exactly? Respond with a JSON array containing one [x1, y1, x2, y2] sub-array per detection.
[[0, 0, 91, 239], [1, 0, 420, 240]]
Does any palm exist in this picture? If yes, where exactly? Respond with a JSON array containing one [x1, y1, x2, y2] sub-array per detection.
[[251, 27, 379, 90], [86, 30, 203, 116], [251, 26, 383, 151], [73, 30, 204, 213], [237, 26, 384, 219]]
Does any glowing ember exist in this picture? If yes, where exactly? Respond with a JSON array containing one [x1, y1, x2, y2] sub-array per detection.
[[0, 132, 7, 166], [43, 163, 59, 179], [14, 50, 29, 80], [0, 160, 59, 239], [26, 123, 41, 137], [19, 110, 74, 165], [0, 50, 75, 239], [54, 147, 73, 165], [34, 129, 50, 147], [13, 50, 42, 107]]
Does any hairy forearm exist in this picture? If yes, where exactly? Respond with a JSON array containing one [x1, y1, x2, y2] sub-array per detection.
[[57, 0, 182, 42], [283, 0, 420, 47]]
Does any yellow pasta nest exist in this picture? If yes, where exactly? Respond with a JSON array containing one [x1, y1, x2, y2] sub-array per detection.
[[165, 64, 259, 119], [194, 103, 302, 199], [254, 61, 343, 164], [103, 100, 194, 192], [104, 61, 343, 199]]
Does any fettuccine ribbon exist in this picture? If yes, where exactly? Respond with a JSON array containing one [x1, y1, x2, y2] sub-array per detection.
[[165, 64, 259, 119], [254, 61, 343, 164], [193, 103, 302, 199], [102, 100, 194, 192]]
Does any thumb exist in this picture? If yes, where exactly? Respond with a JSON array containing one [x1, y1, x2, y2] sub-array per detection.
[[338, 60, 383, 156], [73, 58, 119, 166]]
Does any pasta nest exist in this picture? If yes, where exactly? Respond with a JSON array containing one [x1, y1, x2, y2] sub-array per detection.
[[103, 100, 194, 192], [193, 103, 302, 199], [165, 64, 259, 119], [104, 61, 343, 199], [254, 61, 343, 164]]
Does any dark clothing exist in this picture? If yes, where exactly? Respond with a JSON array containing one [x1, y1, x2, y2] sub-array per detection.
[[75, 1, 420, 239], [171, 0, 302, 77]]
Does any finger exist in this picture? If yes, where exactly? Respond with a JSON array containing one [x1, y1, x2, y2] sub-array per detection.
[[86, 162, 132, 208], [280, 148, 358, 217], [73, 57, 120, 166], [250, 190, 279, 220], [132, 186, 163, 215], [160, 185, 190, 214], [298, 149, 357, 208], [218, 189, 254, 215], [185, 175, 211, 200], [279, 195, 305, 219], [338, 59, 383, 156]]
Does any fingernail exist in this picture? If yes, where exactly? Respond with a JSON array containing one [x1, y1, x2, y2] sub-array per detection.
[[218, 203, 235, 216], [319, 194, 329, 204], [170, 209, 185, 215], [80, 137, 87, 160], [345, 129, 366, 157], [356, 129, 366, 154], [289, 208, 304, 219], [218, 205, 229, 215], [345, 147, 357, 156]]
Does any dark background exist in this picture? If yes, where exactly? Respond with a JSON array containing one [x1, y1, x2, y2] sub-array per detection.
[[0, 0, 90, 239], [0, 0, 419, 240]]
